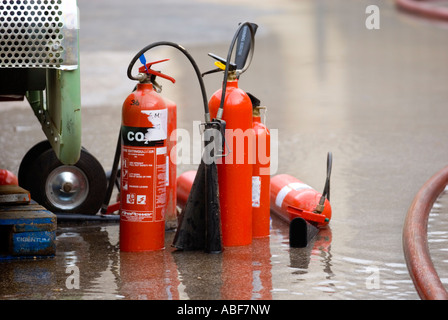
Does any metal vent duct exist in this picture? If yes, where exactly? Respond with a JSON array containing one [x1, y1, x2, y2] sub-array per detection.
[[0, 0, 79, 70]]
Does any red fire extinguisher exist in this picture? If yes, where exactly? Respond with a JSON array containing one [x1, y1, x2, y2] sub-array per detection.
[[139, 55, 178, 227], [206, 22, 258, 247], [120, 58, 175, 252], [176, 170, 196, 210], [270, 152, 332, 229], [248, 93, 271, 238], [165, 96, 177, 228], [208, 69, 253, 246]]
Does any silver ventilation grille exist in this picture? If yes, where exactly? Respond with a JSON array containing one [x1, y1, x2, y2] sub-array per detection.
[[0, 0, 79, 70]]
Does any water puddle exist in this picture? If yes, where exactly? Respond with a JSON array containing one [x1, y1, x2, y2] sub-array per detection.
[[0, 214, 419, 300]]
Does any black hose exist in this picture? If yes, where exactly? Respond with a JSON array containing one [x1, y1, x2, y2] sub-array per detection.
[[322, 151, 332, 202], [101, 130, 121, 214], [315, 152, 332, 213]]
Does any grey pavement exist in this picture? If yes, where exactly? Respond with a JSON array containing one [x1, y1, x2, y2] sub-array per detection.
[[2, 0, 448, 299]]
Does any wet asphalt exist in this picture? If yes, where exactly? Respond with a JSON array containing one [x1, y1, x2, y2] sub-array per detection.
[[1, 0, 448, 300]]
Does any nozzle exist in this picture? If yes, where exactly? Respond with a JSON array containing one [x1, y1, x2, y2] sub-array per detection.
[[235, 22, 258, 71]]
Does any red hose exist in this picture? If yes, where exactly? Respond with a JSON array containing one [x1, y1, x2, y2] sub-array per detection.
[[403, 166, 448, 300], [396, 0, 448, 21]]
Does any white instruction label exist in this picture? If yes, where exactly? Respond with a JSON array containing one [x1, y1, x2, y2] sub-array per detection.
[[140, 109, 168, 141], [252, 176, 261, 208]]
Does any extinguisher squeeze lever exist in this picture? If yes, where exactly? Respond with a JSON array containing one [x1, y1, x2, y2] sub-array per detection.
[[137, 57, 176, 84], [202, 53, 237, 77]]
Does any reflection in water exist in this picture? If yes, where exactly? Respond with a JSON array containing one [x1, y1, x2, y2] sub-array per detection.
[[120, 250, 180, 300], [0, 217, 333, 299], [171, 235, 273, 300], [252, 238, 273, 300], [172, 249, 223, 300], [289, 227, 333, 272], [0, 216, 421, 299]]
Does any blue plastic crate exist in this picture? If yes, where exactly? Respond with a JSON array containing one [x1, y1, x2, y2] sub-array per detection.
[[0, 203, 56, 260]]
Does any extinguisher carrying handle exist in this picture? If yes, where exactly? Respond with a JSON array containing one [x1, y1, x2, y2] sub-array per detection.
[[287, 206, 328, 226]]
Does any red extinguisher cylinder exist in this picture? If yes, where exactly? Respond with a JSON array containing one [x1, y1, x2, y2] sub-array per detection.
[[252, 111, 270, 238], [270, 174, 331, 228], [176, 170, 196, 210], [120, 82, 168, 252], [208, 80, 253, 247], [165, 97, 177, 226]]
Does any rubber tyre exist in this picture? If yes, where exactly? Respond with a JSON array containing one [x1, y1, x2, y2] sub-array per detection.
[[18, 140, 51, 191], [19, 140, 89, 190], [27, 148, 107, 215]]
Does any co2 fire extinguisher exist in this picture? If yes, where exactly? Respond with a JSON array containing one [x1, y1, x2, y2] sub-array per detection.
[[205, 22, 258, 247], [120, 57, 175, 252], [207, 60, 253, 246], [248, 93, 271, 238], [270, 152, 333, 229], [164, 94, 177, 228], [141, 56, 178, 229], [120, 41, 212, 252]]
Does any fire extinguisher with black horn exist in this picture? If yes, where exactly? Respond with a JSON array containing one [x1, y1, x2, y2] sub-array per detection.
[[247, 92, 271, 239], [270, 152, 333, 248], [203, 22, 258, 247]]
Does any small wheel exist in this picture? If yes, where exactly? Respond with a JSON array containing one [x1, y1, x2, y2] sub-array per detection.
[[26, 148, 107, 215]]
